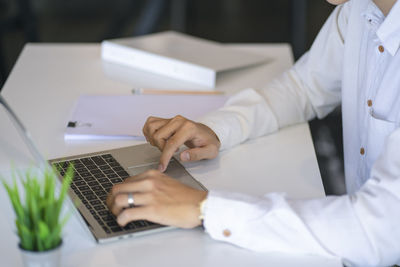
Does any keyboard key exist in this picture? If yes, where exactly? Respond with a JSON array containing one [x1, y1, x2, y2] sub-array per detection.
[[71, 187, 80, 193], [71, 159, 81, 165], [134, 220, 148, 228], [107, 221, 119, 227], [97, 190, 108, 197], [101, 165, 112, 171], [102, 226, 111, 233], [102, 183, 113, 190], [75, 167, 87, 173], [81, 190, 94, 196], [101, 154, 113, 159], [98, 178, 109, 183], [94, 173, 106, 179], [99, 195, 108, 201], [89, 210, 96, 215], [110, 178, 123, 184], [106, 173, 118, 179], [73, 176, 83, 182], [123, 223, 136, 230], [90, 169, 102, 174], [117, 171, 130, 179], [61, 161, 70, 168], [81, 158, 94, 165], [91, 156, 107, 166], [85, 176, 96, 182], [79, 172, 91, 178], [103, 169, 115, 175], [98, 210, 111, 216], [104, 157, 117, 164], [111, 227, 124, 232], [102, 215, 115, 222], [90, 199, 101, 205], [109, 162, 121, 168], [96, 219, 105, 226], [86, 164, 98, 170], [77, 185, 89, 191], [74, 163, 84, 169], [91, 185, 103, 192], [87, 181, 100, 188], [75, 181, 86, 186], [113, 166, 125, 172], [94, 205, 106, 211], [85, 195, 98, 201]]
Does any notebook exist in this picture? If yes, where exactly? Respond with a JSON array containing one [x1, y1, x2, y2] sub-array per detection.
[[65, 94, 228, 140]]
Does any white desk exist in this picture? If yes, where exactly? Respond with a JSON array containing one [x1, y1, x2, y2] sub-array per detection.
[[0, 43, 342, 267]]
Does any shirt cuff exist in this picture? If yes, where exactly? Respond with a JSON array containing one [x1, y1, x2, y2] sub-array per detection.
[[202, 190, 271, 245], [198, 111, 236, 151], [198, 88, 279, 151]]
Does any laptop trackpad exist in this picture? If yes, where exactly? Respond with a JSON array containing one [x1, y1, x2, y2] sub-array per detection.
[[126, 158, 179, 176], [127, 162, 159, 176], [126, 158, 204, 191]]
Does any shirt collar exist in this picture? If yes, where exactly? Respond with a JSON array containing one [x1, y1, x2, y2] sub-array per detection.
[[362, 1, 384, 30], [362, 0, 400, 56]]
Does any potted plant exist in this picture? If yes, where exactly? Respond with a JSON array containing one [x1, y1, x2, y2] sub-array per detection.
[[2, 165, 74, 267]]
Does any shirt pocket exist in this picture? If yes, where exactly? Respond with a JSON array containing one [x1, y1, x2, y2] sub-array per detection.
[[366, 110, 398, 171]]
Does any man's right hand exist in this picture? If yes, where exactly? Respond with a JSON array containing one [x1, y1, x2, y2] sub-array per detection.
[[142, 115, 220, 172]]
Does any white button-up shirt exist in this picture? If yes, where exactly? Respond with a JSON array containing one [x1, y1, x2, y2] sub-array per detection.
[[199, 0, 400, 266]]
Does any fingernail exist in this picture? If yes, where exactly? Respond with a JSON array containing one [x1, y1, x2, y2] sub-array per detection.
[[158, 163, 164, 172], [181, 151, 190, 161]]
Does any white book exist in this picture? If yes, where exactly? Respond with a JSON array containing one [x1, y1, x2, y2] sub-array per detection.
[[64, 94, 228, 140], [101, 31, 269, 88]]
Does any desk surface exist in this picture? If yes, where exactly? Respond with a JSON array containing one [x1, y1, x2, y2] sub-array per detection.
[[0, 43, 341, 267]]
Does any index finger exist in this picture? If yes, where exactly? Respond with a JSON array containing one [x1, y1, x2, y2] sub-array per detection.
[[158, 123, 195, 172]]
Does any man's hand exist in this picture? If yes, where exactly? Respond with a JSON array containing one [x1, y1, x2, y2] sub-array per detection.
[[106, 170, 207, 228], [142, 115, 220, 172]]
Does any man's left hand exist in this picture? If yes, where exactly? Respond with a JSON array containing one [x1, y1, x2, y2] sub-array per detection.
[[106, 170, 207, 228]]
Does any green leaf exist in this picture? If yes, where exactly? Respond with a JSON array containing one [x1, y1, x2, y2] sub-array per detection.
[[18, 221, 34, 251], [38, 220, 50, 240], [2, 166, 73, 251]]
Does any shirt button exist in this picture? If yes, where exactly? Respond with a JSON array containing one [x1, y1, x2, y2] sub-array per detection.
[[223, 229, 232, 237], [360, 147, 365, 155], [367, 99, 373, 107], [378, 45, 385, 53]]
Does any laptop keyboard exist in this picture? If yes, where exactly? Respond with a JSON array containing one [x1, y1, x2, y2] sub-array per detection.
[[53, 153, 159, 234]]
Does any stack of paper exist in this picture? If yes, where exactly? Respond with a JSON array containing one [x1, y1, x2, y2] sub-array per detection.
[[101, 31, 269, 88], [65, 94, 228, 140]]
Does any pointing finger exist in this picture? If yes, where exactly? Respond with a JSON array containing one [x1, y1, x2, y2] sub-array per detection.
[[159, 123, 195, 171]]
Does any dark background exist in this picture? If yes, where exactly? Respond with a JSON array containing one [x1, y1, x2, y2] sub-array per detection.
[[0, 0, 345, 195]]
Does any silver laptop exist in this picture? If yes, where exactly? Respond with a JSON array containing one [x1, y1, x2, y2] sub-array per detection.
[[0, 95, 206, 243]]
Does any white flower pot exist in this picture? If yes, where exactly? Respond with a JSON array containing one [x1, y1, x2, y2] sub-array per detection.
[[19, 241, 62, 267]]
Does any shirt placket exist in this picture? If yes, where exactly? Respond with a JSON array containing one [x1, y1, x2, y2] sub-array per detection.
[[359, 36, 387, 184]]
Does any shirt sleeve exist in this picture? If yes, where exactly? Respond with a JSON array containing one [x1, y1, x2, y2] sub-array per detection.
[[199, 3, 349, 151], [203, 127, 400, 267]]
